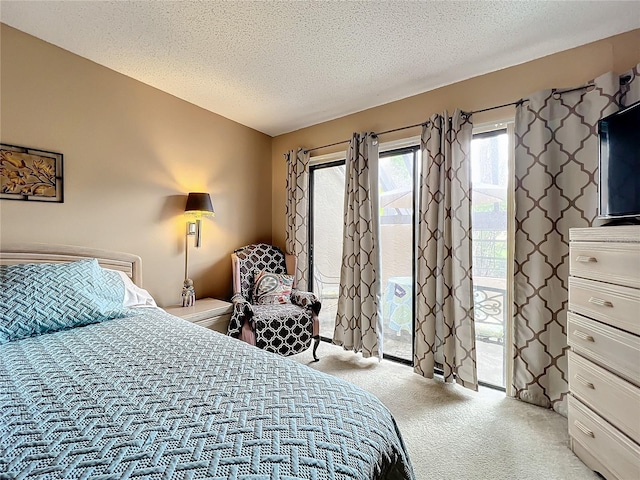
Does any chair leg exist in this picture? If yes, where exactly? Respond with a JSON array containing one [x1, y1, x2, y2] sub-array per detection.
[[312, 335, 320, 362]]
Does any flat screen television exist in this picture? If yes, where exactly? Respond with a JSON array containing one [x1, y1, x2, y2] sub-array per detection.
[[598, 100, 640, 221]]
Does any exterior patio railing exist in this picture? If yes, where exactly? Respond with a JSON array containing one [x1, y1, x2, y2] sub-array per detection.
[[314, 271, 507, 346], [473, 285, 506, 344]]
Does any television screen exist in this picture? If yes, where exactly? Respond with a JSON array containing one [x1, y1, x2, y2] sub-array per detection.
[[598, 101, 640, 219]]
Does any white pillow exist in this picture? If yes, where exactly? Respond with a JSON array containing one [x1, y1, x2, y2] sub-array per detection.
[[108, 269, 158, 308]]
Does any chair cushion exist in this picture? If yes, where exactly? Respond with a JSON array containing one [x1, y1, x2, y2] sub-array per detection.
[[252, 303, 313, 356], [252, 270, 293, 305]]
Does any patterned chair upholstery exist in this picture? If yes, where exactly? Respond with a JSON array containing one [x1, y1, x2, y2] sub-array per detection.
[[227, 243, 321, 360]]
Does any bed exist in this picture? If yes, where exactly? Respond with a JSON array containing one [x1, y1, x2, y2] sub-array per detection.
[[0, 244, 415, 480]]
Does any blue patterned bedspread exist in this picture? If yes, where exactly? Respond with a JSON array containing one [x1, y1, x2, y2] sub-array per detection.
[[0, 309, 414, 479]]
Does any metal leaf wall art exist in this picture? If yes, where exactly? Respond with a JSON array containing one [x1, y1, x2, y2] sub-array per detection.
[[0, 144, 63, 202]]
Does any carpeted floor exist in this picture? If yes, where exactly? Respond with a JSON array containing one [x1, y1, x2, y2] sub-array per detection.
[[291, 342, 598, 480]]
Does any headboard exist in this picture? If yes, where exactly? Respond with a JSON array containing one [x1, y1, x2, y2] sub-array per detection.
[[0, 243, 143, 286]]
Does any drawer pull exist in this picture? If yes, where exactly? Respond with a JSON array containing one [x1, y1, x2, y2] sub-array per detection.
[[574, 420, 595, 438], [573, 330, 595, 342], [574, 374, 595, 389], [588, 297, 613, 308], [576, 256, 597, 263]]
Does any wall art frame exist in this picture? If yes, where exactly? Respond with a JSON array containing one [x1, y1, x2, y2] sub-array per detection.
[[0, 143, 64, 203]]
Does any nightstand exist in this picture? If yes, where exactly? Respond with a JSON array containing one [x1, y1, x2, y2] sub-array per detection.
[[164, 298, 233, 333]]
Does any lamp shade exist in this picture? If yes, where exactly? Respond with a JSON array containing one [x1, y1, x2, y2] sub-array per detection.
[[185, 192, 214, 216]]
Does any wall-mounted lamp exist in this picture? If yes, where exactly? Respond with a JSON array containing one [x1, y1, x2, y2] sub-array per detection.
[[185, 192, 215, 248], [182, 192, 215, 306]]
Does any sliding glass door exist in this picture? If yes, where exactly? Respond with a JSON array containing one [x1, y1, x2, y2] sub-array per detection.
[[471, 127, 511, 388], [309, 161, 345, 339], [309, 134, 512, 387], [310, 147, 418, 363], [378, 147, 418, 362]]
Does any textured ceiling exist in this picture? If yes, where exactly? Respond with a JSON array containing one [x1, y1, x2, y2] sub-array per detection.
[[1, 1, 639, 136]]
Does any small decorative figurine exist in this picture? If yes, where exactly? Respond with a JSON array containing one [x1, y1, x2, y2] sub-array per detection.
[[181, 278, 196, 307]]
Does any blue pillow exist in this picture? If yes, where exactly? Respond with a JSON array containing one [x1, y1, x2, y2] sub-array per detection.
[[0, 259, 132, 344]]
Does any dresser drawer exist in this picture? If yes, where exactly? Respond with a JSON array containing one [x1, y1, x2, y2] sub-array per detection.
[[569, 277, 640, 335], [568, 396, 640, 480], [568, 312, 640, 386], [570, 242, 640, 289], [569, 351, 640, 444]]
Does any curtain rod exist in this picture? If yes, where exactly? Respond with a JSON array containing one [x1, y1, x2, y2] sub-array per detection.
[[295, 82, 598, 156], [553, 83, 596, 96], [304, 139, 351, 154], [303, 121, 429, 154], [375, 121, 428, 137], [465, 82, 598, 115], [463, 99, 525, 116]]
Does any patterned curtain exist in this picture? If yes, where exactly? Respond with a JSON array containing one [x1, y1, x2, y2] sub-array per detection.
[[513, 64, 640, 415], [414, 110, 477, 391], [333, 133, 383, 359], [285, 148, 310, 290]]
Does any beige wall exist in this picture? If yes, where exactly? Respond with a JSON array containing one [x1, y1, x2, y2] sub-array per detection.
[[271, 29, 640, 247], [0, 25, 273, 306], [3, 25, 639, 307]]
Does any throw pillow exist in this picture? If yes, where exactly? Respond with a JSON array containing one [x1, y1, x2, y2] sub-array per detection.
[[252, 270, 294, 305], [0, 259, 133, 344]]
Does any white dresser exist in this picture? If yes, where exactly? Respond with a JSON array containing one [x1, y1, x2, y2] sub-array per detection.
[[568, 226, 640, 480]]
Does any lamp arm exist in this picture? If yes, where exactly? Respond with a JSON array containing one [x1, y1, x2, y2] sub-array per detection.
[[185, 223, 192, 280], [195, 219, 202, 248]]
